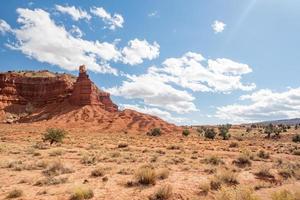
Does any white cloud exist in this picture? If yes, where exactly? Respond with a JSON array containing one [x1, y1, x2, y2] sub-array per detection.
[[122, 39, 160, 65], [121, 104, 187, 124], [109, 51, 255, 114], [216, 88, 300, 123], [107, 72, 197, 114], [156, 52, 255, 92], [55, 5, 91, 21], [9, 8, 120, 74], [212, 20, 226, 33], [148, 11, 159, 18], [90, 7, 124, 30], [69, 25, 84, 38], [208, 58, 252, 75], [0, 19, 12, 34]]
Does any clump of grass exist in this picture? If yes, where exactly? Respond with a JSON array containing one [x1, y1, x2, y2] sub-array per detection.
[[135, 165, 156, 185], [257, 149, 270, 159], [80, 154, 97, 165], [69, 186, 94, 200], [118, 143, 128, 148], [6, 189, 23, 198], [271, 189, 299, 200], [254, 167, 275, 180], [156, 168, 169, 180], [203, 155, 224, 166], [229, 142, 239, 148], [210, 170, 239, 190], [91, 167, 105, 177], [198, 181, 210, 196], [49, 148, 64, 156], [149, 185, 172, 200], [34, 177, 68, 186], [215, 186, 260, 200], [233, 152, 252, 167], [42, 160, 73, 176], [293, 150, 300, 156]]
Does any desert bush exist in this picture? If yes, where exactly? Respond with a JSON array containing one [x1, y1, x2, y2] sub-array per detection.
[[257, 149, 270, 159], [292, 134, 300, 143], [147, 128, 161, 136], [135, 165, 156, 185], [43, 160, 73, 176], [204, 128, 217, 139], [149, 185, 172, 200], [210, 170, 238, 190], [70, 186, 94, 200], [6, 189, 23, 199], [43, 128, 66, 145], [156, 168, 169, 180], [233, 153, 252, 167], [203, 155, 224, 166], [182, 129, 190, 137], [271, 189, 299, 200], [218, 124, 232, 140], [215, 186, 260, 200], [263, 124, 282, 138], [254, 167, 274, 180], [91, 167, 105, 177]]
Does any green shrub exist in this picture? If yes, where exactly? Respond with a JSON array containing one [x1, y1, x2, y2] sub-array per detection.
[[182, 129, 190, 137], [43, 128, 66, 145], [218, 124, 232, 140], [147, 128, 161, 136], [204, 128, 217, 140]]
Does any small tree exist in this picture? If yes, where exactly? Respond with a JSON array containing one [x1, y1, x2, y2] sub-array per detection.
[[218, 124, 231, 140], [182, 129, 190, 137], [204, 128, 217, 140], [263, 124, 282, 138], [43, 128, 66, 145]]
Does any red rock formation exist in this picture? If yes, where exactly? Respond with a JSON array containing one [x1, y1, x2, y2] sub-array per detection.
[[0, 71, 74, 106], [69, 65, 118, 112], [0, 66, 179, 133]]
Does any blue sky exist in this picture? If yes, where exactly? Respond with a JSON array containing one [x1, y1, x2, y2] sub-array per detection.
[[1, 0, 300, 125]]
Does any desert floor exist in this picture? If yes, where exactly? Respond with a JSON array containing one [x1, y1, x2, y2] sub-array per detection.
[[0, 123, 299, 200]]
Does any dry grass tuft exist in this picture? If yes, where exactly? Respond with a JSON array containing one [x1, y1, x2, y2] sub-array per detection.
[[135, 165, 156, 185], [69, 186, 94, 200], [215, 186, 260, 200], [6, 189, 23, 199], [149, 185, 172, 200]]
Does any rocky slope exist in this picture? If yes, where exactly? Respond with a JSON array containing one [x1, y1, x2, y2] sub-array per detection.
[[0, 66, 179, 133]]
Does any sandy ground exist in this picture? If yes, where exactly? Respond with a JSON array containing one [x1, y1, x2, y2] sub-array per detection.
[[0, 123, 299, 200]]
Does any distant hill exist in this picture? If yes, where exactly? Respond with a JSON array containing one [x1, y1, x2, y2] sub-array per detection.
[[254, 118, 300, 126]]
